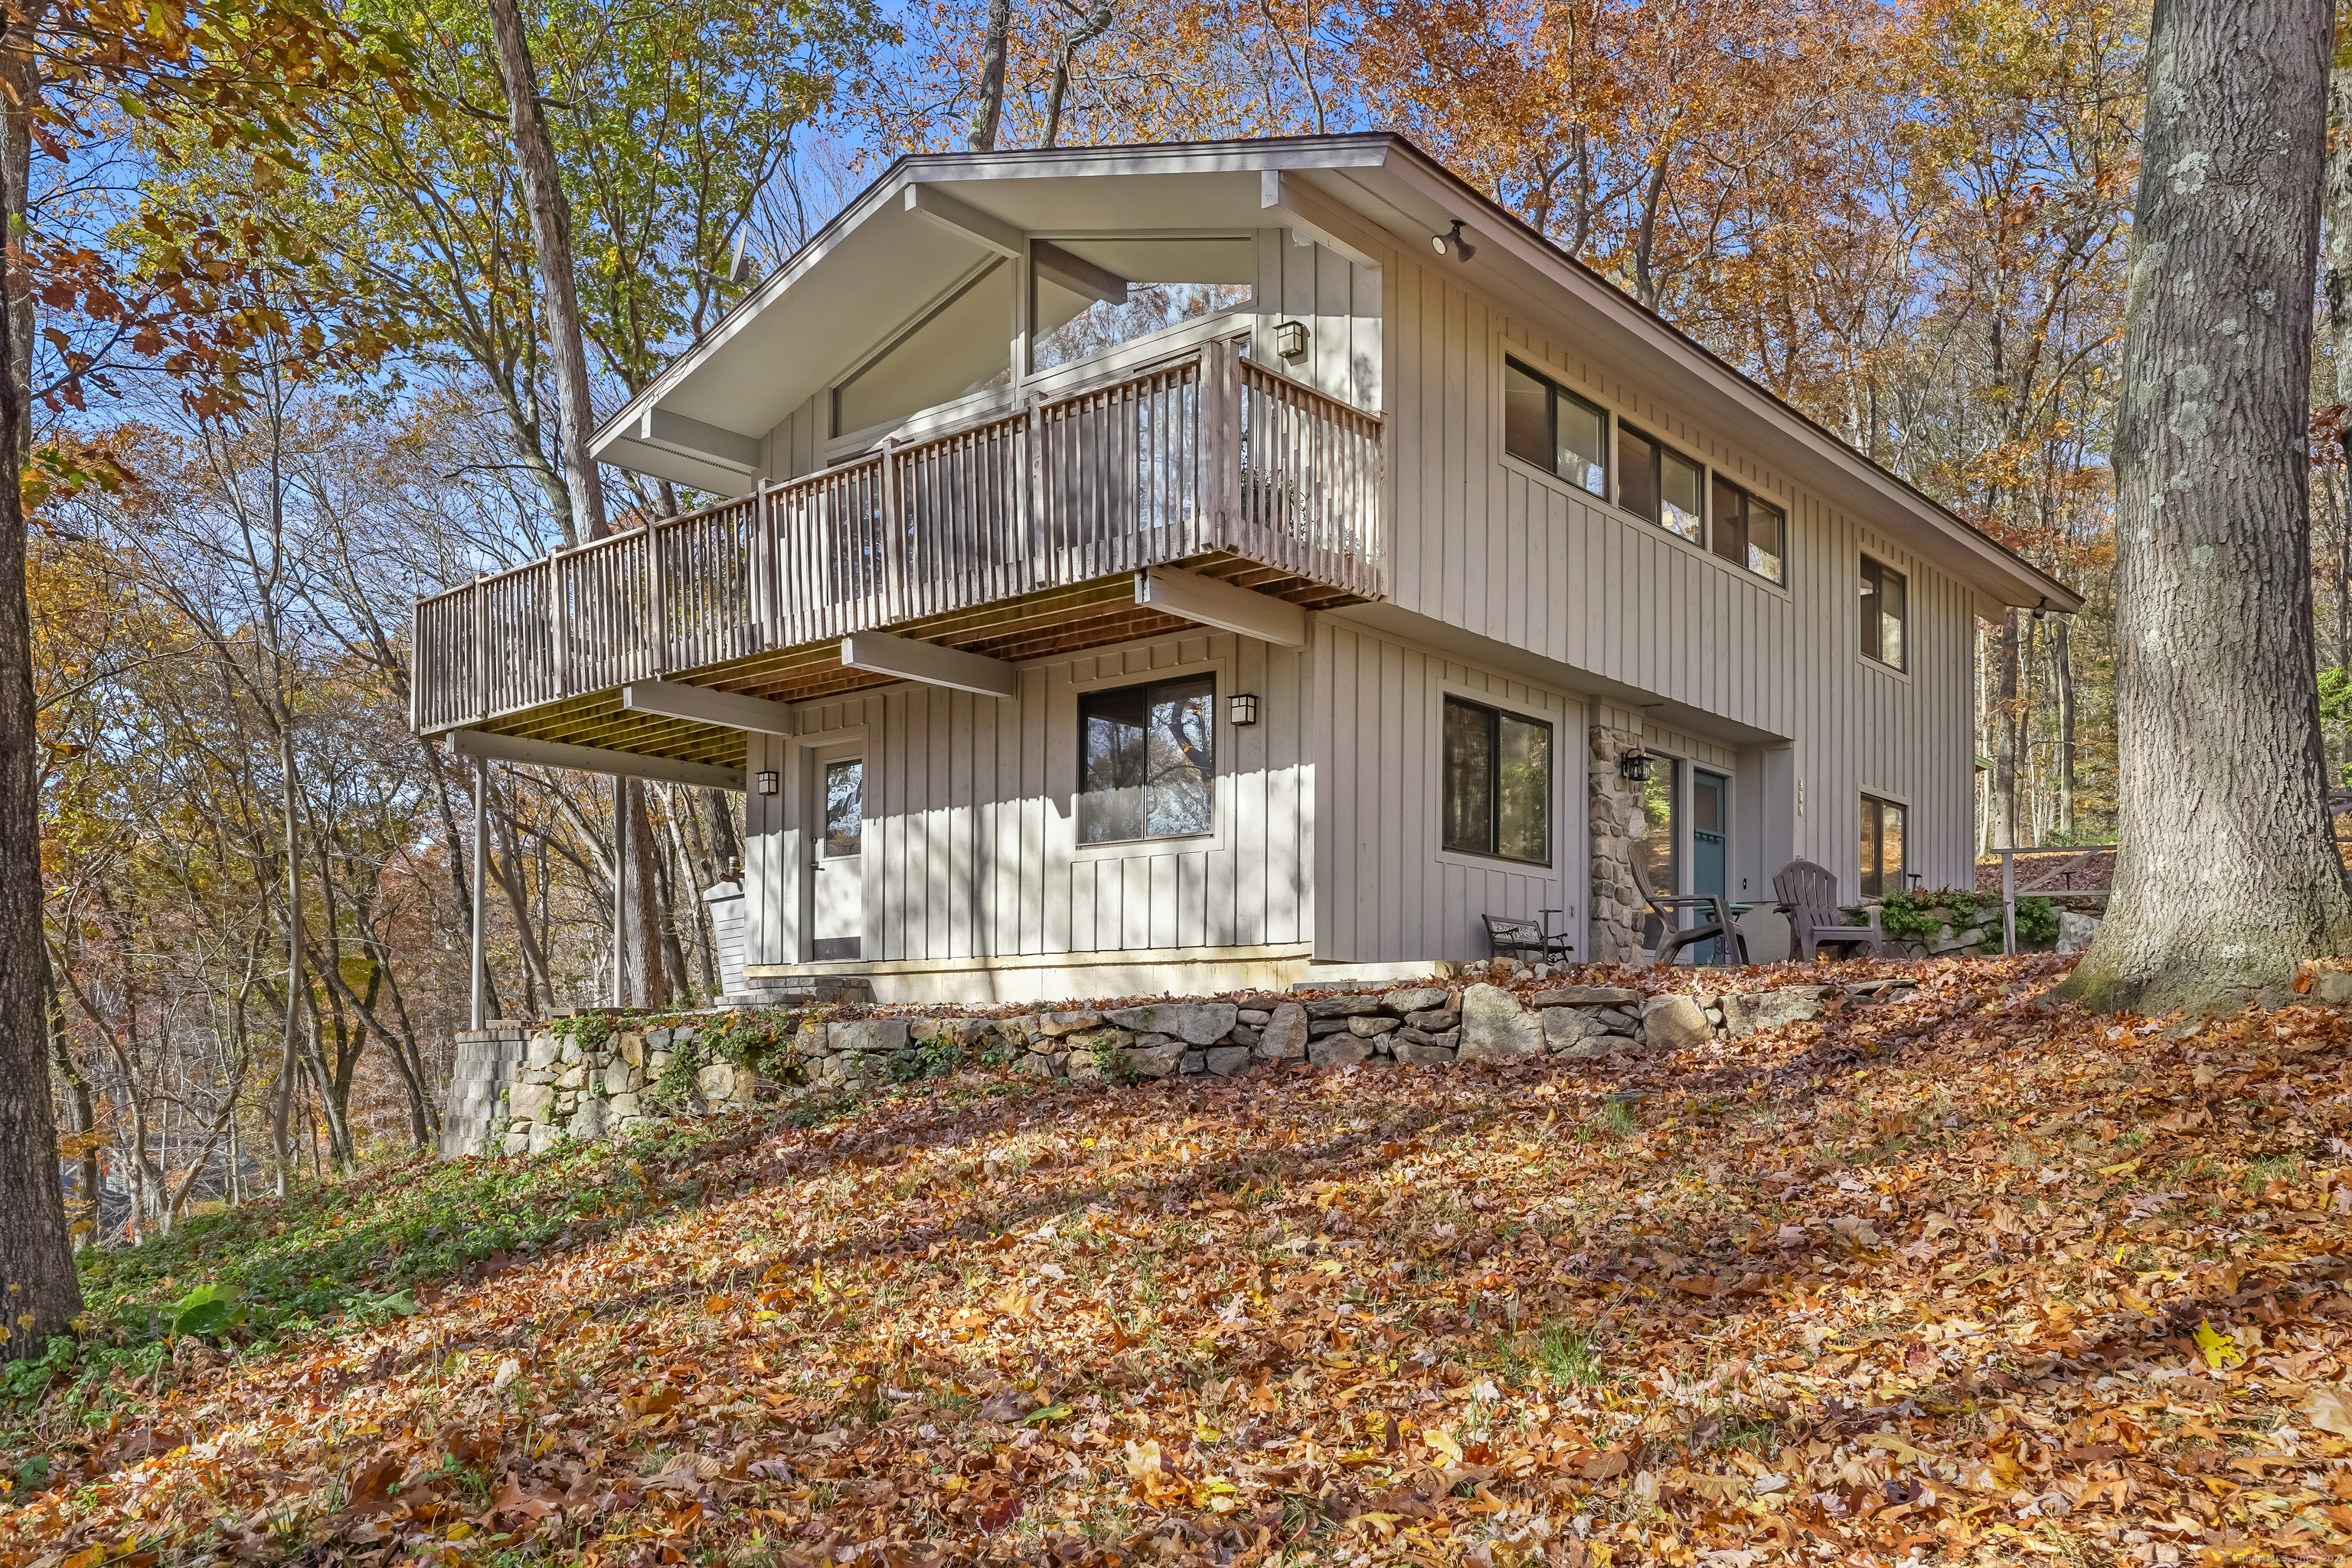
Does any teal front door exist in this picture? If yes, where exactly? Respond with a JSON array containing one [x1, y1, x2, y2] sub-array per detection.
[[1691, 770, 1728, 961]]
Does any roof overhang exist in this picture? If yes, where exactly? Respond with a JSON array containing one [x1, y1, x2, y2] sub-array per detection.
[[593, 133, 2079, 616]]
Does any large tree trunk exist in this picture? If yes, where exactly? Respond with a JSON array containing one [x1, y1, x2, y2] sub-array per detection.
[[486, 0, 607, 544], [2062, 0, 2352, 1014], [629, 781, 671, 1008], [968, 0, 1013, 152], [0, 0, 83, 1354], [272, 726, 305, 1194]]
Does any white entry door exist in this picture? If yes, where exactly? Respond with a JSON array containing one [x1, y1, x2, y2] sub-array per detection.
[[812, 753, 864, 961]]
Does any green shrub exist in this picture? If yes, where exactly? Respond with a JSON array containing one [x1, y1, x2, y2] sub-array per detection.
[[1871, 887, 1995, 947]]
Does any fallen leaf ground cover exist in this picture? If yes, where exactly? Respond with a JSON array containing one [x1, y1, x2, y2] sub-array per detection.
[[9, 952, 2352, 1566]]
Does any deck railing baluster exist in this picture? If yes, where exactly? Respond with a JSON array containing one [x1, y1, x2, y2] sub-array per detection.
[[415, 348, 1382, 729]]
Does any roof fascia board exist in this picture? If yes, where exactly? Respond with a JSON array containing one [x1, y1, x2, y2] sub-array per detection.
[[1350, 145, 2082, 614]]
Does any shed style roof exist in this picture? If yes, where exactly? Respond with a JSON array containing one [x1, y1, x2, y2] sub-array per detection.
[[591, 132, 2082, 616]]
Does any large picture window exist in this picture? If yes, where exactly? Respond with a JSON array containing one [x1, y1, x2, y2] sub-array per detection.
[[1078, 675, 1215, 844], [1503, 358, 1609, 498], [1710, 475, 1785, 584], [1858, 794, 1906, 897], [1860, 554, 1907, 669], [1442, 697, 1552, 864]]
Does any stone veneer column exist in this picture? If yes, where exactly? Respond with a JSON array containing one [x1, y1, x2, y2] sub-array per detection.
[[1587, 725, 1649, 965]]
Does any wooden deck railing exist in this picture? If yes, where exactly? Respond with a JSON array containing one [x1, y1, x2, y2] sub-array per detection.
[[413, 339, 1384, 733]]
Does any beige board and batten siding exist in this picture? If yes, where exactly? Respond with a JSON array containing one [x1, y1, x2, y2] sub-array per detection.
[[1370, 236, 1981, 897], [741, 630, 1312, 969], [1308, 619, 1583, 965]]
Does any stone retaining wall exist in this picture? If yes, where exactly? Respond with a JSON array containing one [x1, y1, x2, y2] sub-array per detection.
[[443, 968, 1920, 1159]]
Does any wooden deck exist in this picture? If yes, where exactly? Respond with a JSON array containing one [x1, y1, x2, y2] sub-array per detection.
[[412, 341, 1384, 765]]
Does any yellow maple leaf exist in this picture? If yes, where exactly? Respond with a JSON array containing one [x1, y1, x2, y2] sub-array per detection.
[[2194, 1318, 2245, 1372]]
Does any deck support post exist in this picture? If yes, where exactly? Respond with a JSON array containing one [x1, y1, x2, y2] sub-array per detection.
[[614, 776, 631, 1008], [469, 756, 488, 1031], [2001, 849, 2017, 956]]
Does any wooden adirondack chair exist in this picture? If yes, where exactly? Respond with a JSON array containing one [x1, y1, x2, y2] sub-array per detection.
[[1773, 858, 1884, 960], [1628, 855, 1749, 965]]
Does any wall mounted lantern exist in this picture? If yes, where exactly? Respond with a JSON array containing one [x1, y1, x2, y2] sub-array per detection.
[[1617, 749, 1653, 783], [755, 769, 779, 795], [1229, 693, 1261, 726], [1275, 320, 1309, 361]]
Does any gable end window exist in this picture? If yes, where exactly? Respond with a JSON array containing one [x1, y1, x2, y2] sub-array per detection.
[[1860, 554, 1907, 669], [1442, 697, 1552, 864], [1858, 794, 1906, 898], [1504, 358, 1609, 499], [1078, 675, 1215, 844]]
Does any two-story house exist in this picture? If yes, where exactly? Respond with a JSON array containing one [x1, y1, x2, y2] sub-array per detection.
[[412, 134, 2079, 1004]]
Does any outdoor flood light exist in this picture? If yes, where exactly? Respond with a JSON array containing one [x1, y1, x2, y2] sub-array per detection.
[[756, 769, 779, 795], [1229, 693, 1260, 726], [1275, 320, 1308, 360], [1618, 748, 1652, 783], [1432, 219, 1476, 262]]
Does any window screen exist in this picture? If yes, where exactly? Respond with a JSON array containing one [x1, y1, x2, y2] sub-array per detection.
[[1031, 238, 1253, 373], [1859, 794, 1906, 897], [1441, 697, 1551, 864], [1860, 555, 1907, 669], [835, 261, 1014, 436], [1078, 676, 1215, 843], [1502, 358, 1607, 498], [1710, 475, 1785, 584]]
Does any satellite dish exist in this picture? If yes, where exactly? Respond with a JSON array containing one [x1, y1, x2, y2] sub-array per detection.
[[727, 227, 754, 285]]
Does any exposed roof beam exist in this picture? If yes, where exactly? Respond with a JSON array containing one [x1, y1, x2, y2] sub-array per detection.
[[622, 680, 796, 735], [841, 630, 1018, 697], [903, 183, 1024, 258], [634, 407, 760, 475], [1032, 238, 1129, 305], [447, 728, 746, 792], [1134, 566, 1308, 646], [1260, 170, 1380, 270]]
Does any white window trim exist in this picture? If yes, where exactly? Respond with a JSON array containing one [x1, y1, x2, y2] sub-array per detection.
[[1064, 654, 1236, 862], [1431, 679, 1569, 876], [1498, 338, 1795, 599]]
